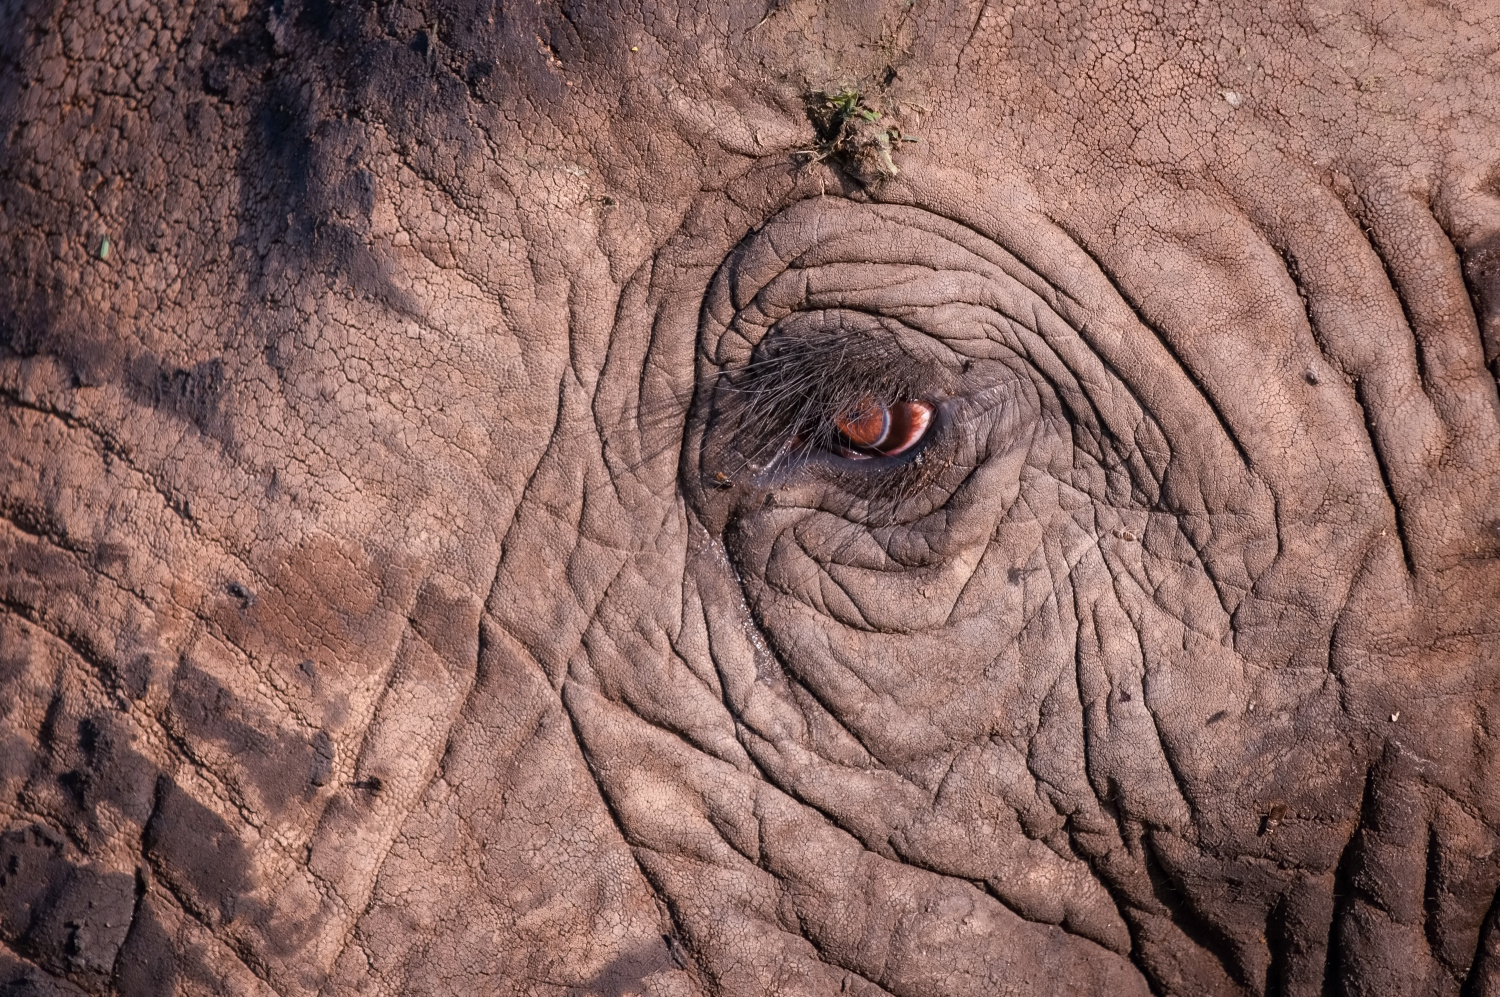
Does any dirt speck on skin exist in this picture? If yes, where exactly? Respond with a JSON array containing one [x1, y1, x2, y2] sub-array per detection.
[[800, 85, 916, 185]]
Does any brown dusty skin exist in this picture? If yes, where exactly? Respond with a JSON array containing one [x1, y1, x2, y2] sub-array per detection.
[[1, 0, 1499, 994]]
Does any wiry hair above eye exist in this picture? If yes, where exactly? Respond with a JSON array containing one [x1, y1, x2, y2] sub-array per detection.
[[711, 322, 934, 475]]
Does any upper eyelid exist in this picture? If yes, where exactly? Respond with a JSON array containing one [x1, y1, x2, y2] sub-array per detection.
[[714, 258, 1059, 366]]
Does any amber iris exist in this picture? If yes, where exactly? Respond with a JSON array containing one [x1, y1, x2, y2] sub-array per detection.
[[835, 397, 891, 448], [832, 397, 933, 458]]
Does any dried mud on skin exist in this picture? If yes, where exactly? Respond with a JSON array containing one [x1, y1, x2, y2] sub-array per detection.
[[2, 1, 1500, 996]]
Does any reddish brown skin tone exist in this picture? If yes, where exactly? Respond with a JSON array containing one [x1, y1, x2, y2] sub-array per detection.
[[1, 1, 1499, 995]]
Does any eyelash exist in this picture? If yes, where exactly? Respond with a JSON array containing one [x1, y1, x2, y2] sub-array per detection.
[[712, 330, 942, 471], [697, 351, 1020, 532]]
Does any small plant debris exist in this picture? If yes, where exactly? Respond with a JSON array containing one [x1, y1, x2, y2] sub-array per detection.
[[800, 86, 916, 186]]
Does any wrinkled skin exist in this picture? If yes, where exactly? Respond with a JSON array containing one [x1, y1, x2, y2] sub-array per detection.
[[2, 0, 1500, 994]]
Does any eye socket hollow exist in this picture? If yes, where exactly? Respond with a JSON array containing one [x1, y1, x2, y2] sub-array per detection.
[[832, 397, 933, 459]]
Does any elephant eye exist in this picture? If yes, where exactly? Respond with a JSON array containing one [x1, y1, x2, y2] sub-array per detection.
[[830, 397, 933, 459]]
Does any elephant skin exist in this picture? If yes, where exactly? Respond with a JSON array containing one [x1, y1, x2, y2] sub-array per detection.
[[1, 0, 1499, 994]]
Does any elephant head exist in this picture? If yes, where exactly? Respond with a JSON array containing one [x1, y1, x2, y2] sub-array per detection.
[[2, 1, 1498, 995]]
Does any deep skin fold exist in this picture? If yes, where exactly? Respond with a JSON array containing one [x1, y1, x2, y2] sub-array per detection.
[[1, 1, 1499, 996]]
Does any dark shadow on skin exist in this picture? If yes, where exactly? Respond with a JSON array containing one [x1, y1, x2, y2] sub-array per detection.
[[1265, 893, 1293, 997], [111, 890, 177, 997], [0, 0, 62, 371], [1460, 884, 1500, 997], [1140, 831, 1254, 993], [1460, 229, 1500, 378], [1, 646, 331, 993], [166, 662, 321, 815], [0, 744, 259, 997], [0, 824, 136, 992], [121, 357, 228, 443], [0, 947, 91, 997], [1323, 756, 1389, 997], [142, 777, 257, 931], [579, 937, 683, 997], [216, 0, 424, 418]]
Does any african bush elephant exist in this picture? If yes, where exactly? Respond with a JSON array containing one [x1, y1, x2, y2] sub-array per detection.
[[2, 0, 1499, 993]]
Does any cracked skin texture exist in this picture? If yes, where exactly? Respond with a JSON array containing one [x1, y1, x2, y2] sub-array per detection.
[[1, 0, 1500, 994]]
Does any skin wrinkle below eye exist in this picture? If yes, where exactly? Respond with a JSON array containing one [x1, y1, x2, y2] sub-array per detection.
[[656, 180, 1429, 991]]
